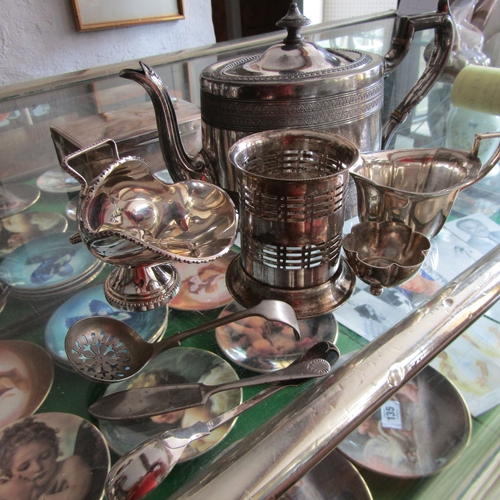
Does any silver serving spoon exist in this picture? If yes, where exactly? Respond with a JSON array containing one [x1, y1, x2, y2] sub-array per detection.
[[65, 300, 300, 383], [104, 342, 339, 500], [89, 348, 336, 420]]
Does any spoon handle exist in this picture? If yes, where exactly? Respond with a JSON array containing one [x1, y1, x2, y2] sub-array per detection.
[[203, 358, 331, 400], [105, 343, 339, 498], [206, 384, 284, 433], [105, 423, 208, 500], [153, 300, 300, 355], [106, 384, 289, 500]]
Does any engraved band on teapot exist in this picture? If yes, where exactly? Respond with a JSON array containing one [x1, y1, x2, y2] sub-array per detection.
[[201, 80, 383, 132], [204, 50, 371, 82]]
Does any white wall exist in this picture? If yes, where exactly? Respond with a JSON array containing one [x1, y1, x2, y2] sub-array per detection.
[[0, 0, 215, 88]]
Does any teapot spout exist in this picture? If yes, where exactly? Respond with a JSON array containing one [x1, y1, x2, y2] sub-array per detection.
[[119, 62, 216, 185]]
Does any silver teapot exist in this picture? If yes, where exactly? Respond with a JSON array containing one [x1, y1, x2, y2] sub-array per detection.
[[120, 2, 453, 202]]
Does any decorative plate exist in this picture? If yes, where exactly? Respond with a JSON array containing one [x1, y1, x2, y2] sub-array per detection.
[[7, 260, 104, 301], [281, 449, 372, 500], [0, 340, 54, 428], [0, 233, 99, 292], [0, 183, 40, 219], [0, 413, 110, 500], [0, 211, 68, 257], [65, 197, 78, 221], [99, 347, 241, 459], [36, 167, 81, 193], [337, 366, 471, 478], [168, 249, 238, 311], [216, 301, 338, 372]]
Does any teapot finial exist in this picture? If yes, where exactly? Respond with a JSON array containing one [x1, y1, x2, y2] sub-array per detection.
[[276, 3, 311, 45]]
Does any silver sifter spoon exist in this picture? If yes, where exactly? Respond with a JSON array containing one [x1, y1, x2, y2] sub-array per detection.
[[65, 299, 300, 383], [105, 342, 339, 500]]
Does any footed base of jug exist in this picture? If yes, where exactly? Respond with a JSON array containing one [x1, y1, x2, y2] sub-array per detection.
[[225, 255, 356, 319], [104, 263, 181, 312]]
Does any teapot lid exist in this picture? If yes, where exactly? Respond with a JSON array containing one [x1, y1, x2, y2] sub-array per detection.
[[246, 3, 343, 73], [202, 3, 376, 84]]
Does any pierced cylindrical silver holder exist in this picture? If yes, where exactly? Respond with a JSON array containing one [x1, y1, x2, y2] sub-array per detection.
[[227, 129, 359, 318]]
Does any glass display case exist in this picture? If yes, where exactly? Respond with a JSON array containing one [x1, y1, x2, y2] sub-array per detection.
[[1, 9, 500, 500]]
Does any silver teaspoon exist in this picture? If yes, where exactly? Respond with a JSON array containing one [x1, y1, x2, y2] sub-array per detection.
[[65, 299, 300, 383]]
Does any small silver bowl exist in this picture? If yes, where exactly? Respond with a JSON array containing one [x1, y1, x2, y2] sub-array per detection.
[[342, 221, 430, 296]]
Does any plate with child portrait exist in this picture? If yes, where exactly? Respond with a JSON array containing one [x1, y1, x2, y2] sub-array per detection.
[[36, 167, 81, 193], [0, 340, 54, 428], [168, 249, 238, 311], [216, 301, 338, 372], [0, 413, 110, 500], [0, 211, 68, 257], [98, 347, 242, 460], [0, 184, 40, 219]]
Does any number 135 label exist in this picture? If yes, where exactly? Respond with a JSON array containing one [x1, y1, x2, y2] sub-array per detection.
[[381, 399, 403, 430]]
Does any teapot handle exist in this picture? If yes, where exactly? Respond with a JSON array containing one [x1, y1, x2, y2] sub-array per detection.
[[382, 1, 454, 148], [468, 132, 500, 186], [61, 138, 120, 191]]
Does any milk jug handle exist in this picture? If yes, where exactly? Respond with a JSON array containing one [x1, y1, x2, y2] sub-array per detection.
[[382, 3, 454, 149], [470, 132, 500, 185]]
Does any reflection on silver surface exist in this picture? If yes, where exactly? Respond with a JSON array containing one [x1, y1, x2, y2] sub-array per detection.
[[90, 354, 332, 420], [216, 301, 338, 372], [105, 388, 275, 500], [66, 300, 300, 383], [352, 132, 500, 238], [226, 253, 356, 320], [98, 347, 242, 458], [118, 4, 452, 202], [226, 129, 358, 318], [104, 344, 337, 500], [338, 365, 471, 478], [170, 243, 500, 500], [61, 138, 237, 311]]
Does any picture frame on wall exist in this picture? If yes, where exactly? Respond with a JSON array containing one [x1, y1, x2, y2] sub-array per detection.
[[71, 0, 184, 31]]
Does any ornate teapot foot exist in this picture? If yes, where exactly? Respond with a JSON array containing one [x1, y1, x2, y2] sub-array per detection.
[[104, 263, 180, 312]]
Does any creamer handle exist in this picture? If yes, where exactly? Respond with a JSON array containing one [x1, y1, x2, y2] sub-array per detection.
[[469, 132, 500, 185]]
